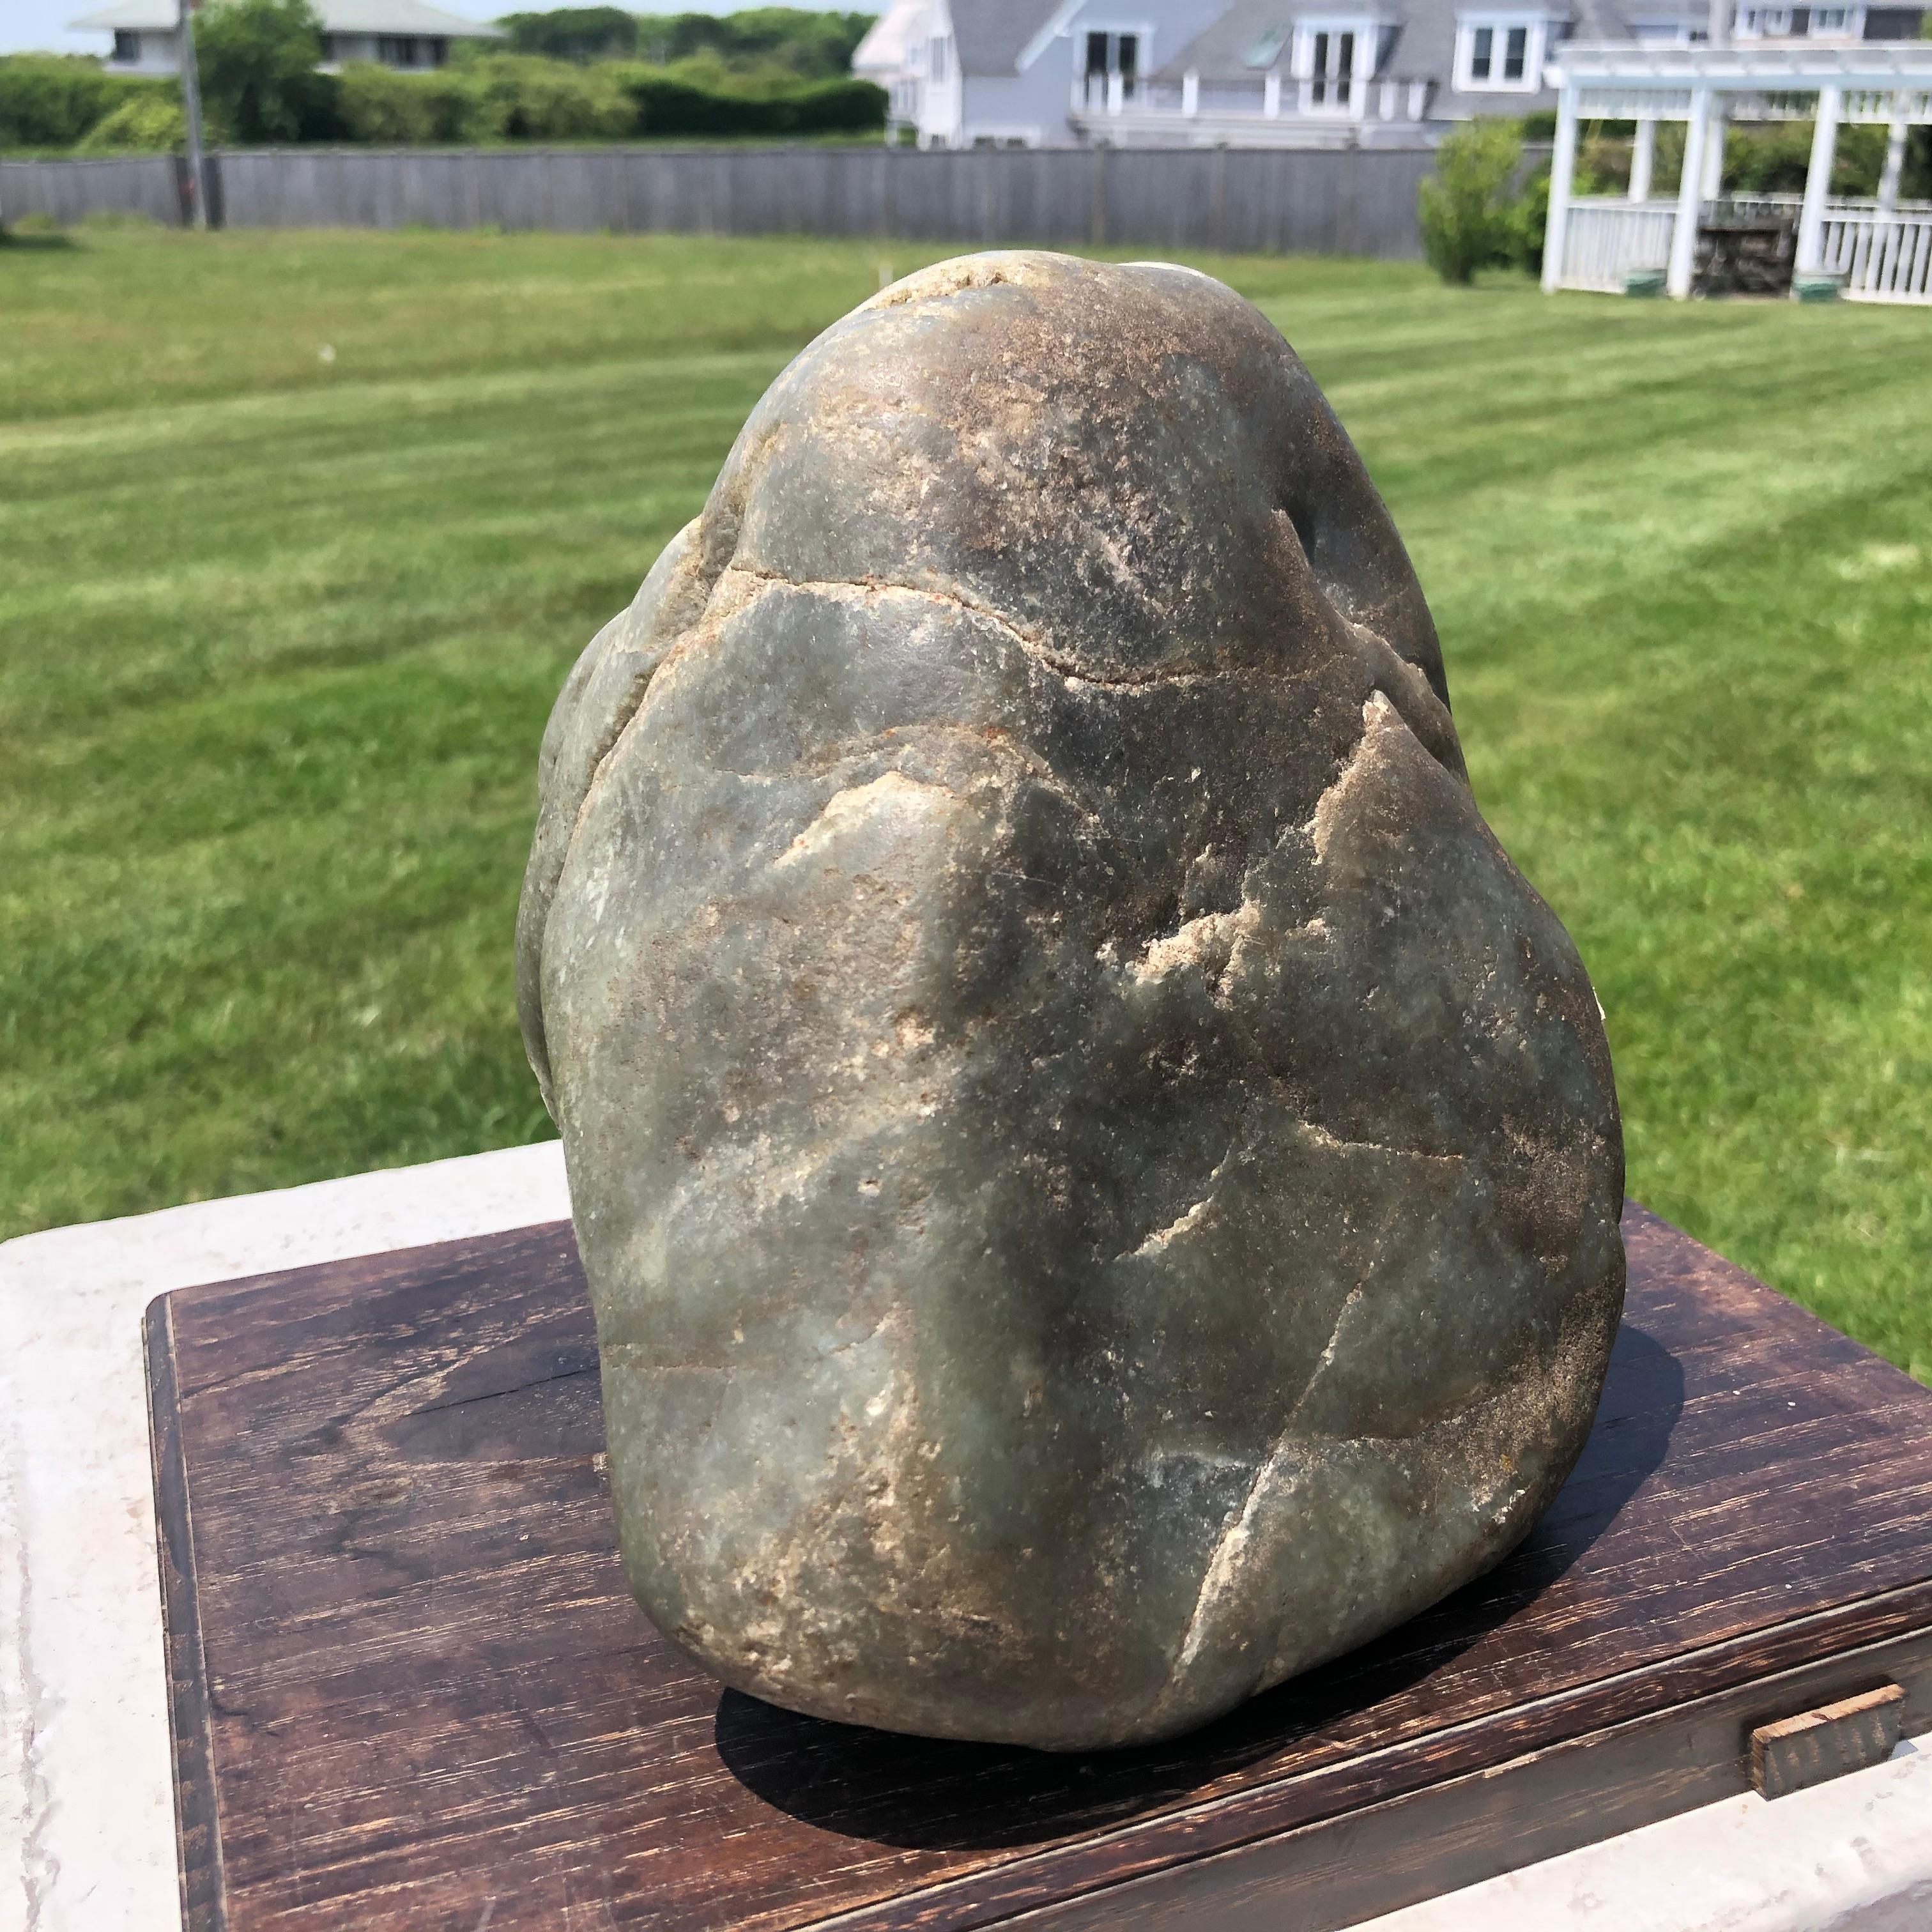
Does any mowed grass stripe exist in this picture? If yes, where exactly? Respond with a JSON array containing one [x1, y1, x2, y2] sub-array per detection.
[[2, 226, 1928, 1386]]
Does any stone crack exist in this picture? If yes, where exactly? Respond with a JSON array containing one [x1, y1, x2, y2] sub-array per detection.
[[719, 566, 1221, 691]]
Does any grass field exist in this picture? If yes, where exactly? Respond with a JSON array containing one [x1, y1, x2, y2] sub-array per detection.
[[3, 225, 1928, 1381]]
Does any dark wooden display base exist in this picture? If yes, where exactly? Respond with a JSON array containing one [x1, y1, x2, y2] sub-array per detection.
[[145, 1204, 1932, 1932]]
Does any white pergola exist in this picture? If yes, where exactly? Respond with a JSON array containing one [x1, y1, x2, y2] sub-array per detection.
[[1541, 43, 1932, 302]]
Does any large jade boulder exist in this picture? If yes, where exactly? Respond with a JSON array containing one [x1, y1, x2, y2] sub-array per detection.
[[516, 252, 1625, 1751]]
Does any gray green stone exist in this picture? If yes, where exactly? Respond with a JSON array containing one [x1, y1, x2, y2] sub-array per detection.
[[516, 251, 1625, 1751]]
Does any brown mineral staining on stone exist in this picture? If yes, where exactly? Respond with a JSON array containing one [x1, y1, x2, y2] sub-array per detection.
[[517, 251, 1625, 1751]]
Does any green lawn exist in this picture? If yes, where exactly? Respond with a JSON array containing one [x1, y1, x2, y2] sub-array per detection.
[[3, 226, 1928, 1382]]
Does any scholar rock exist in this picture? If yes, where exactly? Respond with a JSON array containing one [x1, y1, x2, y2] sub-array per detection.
[[516, 252, 1625, 1751]]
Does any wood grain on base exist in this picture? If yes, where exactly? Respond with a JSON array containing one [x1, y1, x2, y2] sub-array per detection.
[[144, 1204, 1932, 1931]]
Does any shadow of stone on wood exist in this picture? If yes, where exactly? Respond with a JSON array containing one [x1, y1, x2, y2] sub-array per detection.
[[712, 1324, 1684, 1850]]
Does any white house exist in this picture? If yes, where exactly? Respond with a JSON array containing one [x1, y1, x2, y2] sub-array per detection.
[[69, 0, 503, 77], [854, 0, 1930, 148]]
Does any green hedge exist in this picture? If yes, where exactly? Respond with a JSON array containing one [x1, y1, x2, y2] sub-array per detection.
[[608, 66, 884, 136], [496, 8, 875, 82], [0, 54, 171, 148], [445, 53, 636, 141], [26, 50, 887, 154], [332, 57, 882, 144]]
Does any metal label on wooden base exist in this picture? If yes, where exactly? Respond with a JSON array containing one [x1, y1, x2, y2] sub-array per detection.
[[1750, 1682, 1906, 1800]]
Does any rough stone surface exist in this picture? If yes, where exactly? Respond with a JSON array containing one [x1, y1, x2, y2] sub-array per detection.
[[516, 251, 1626, 1752]]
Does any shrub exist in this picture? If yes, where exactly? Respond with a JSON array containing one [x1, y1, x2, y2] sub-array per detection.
[[1724, 120, 1888, 197], [77, 95, 188, 153], [0, 54, 168, 148], [194, 0, 339, 144], [1512, 164, 1551, 276], [334, 61, 477, 143], [1419, 120, 1524, 284], [456, 54, 636, 140]]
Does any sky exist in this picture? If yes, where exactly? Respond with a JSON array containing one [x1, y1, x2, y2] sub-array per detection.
[[1, 0, 861, 58]]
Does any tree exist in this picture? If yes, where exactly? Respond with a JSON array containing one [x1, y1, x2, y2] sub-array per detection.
[[194, 0, 332, 144], [495, 7, 639, 61], [1418, 120, 1523, 285]]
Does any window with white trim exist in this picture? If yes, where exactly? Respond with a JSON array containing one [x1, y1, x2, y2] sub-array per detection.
[[1291, 17, 1380, 111], [1077, 26, 1149, 105], [1806, 4, 1857, 32], [1735, 4, 1792, 31], [1453, 13, 1548, 90]]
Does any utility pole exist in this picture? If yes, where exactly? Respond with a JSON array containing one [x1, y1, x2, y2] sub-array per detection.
[[178, 0, 209, 230]]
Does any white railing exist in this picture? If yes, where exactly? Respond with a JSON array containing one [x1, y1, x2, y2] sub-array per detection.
[[1818, 206, 1932, 302], [1559, 195, 1932, 302], [1560, 198, 1677, 291], [1069, 71, 1431, 126]]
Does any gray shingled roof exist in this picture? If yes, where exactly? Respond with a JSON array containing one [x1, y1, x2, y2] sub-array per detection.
[[71, 0, 501, 35], [953, 0, 1068, 77], [1158, 0, 1701, 82]]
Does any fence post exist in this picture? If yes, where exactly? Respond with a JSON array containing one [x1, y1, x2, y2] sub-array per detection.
[[1091, 144, 1107, 246]]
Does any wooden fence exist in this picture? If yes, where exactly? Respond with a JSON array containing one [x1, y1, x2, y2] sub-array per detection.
[[0, 153, 188, 229], [2, 143, 1436, 258]]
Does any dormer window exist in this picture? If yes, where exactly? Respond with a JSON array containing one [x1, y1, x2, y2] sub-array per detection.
[[1453, 12, 1551, 90], [1079, 28, 1145, 106], [1291, 15, 1381, 111]]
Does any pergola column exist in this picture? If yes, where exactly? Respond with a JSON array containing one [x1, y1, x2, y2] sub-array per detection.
[[1541, 79, 1581, 293], [1701, 105, 1728, 201], [1878, 102, 1908, 215], [1796, 83, 1842, 277], [1629, 115, 1657, 203], [1667, 82, 1714, 298]]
